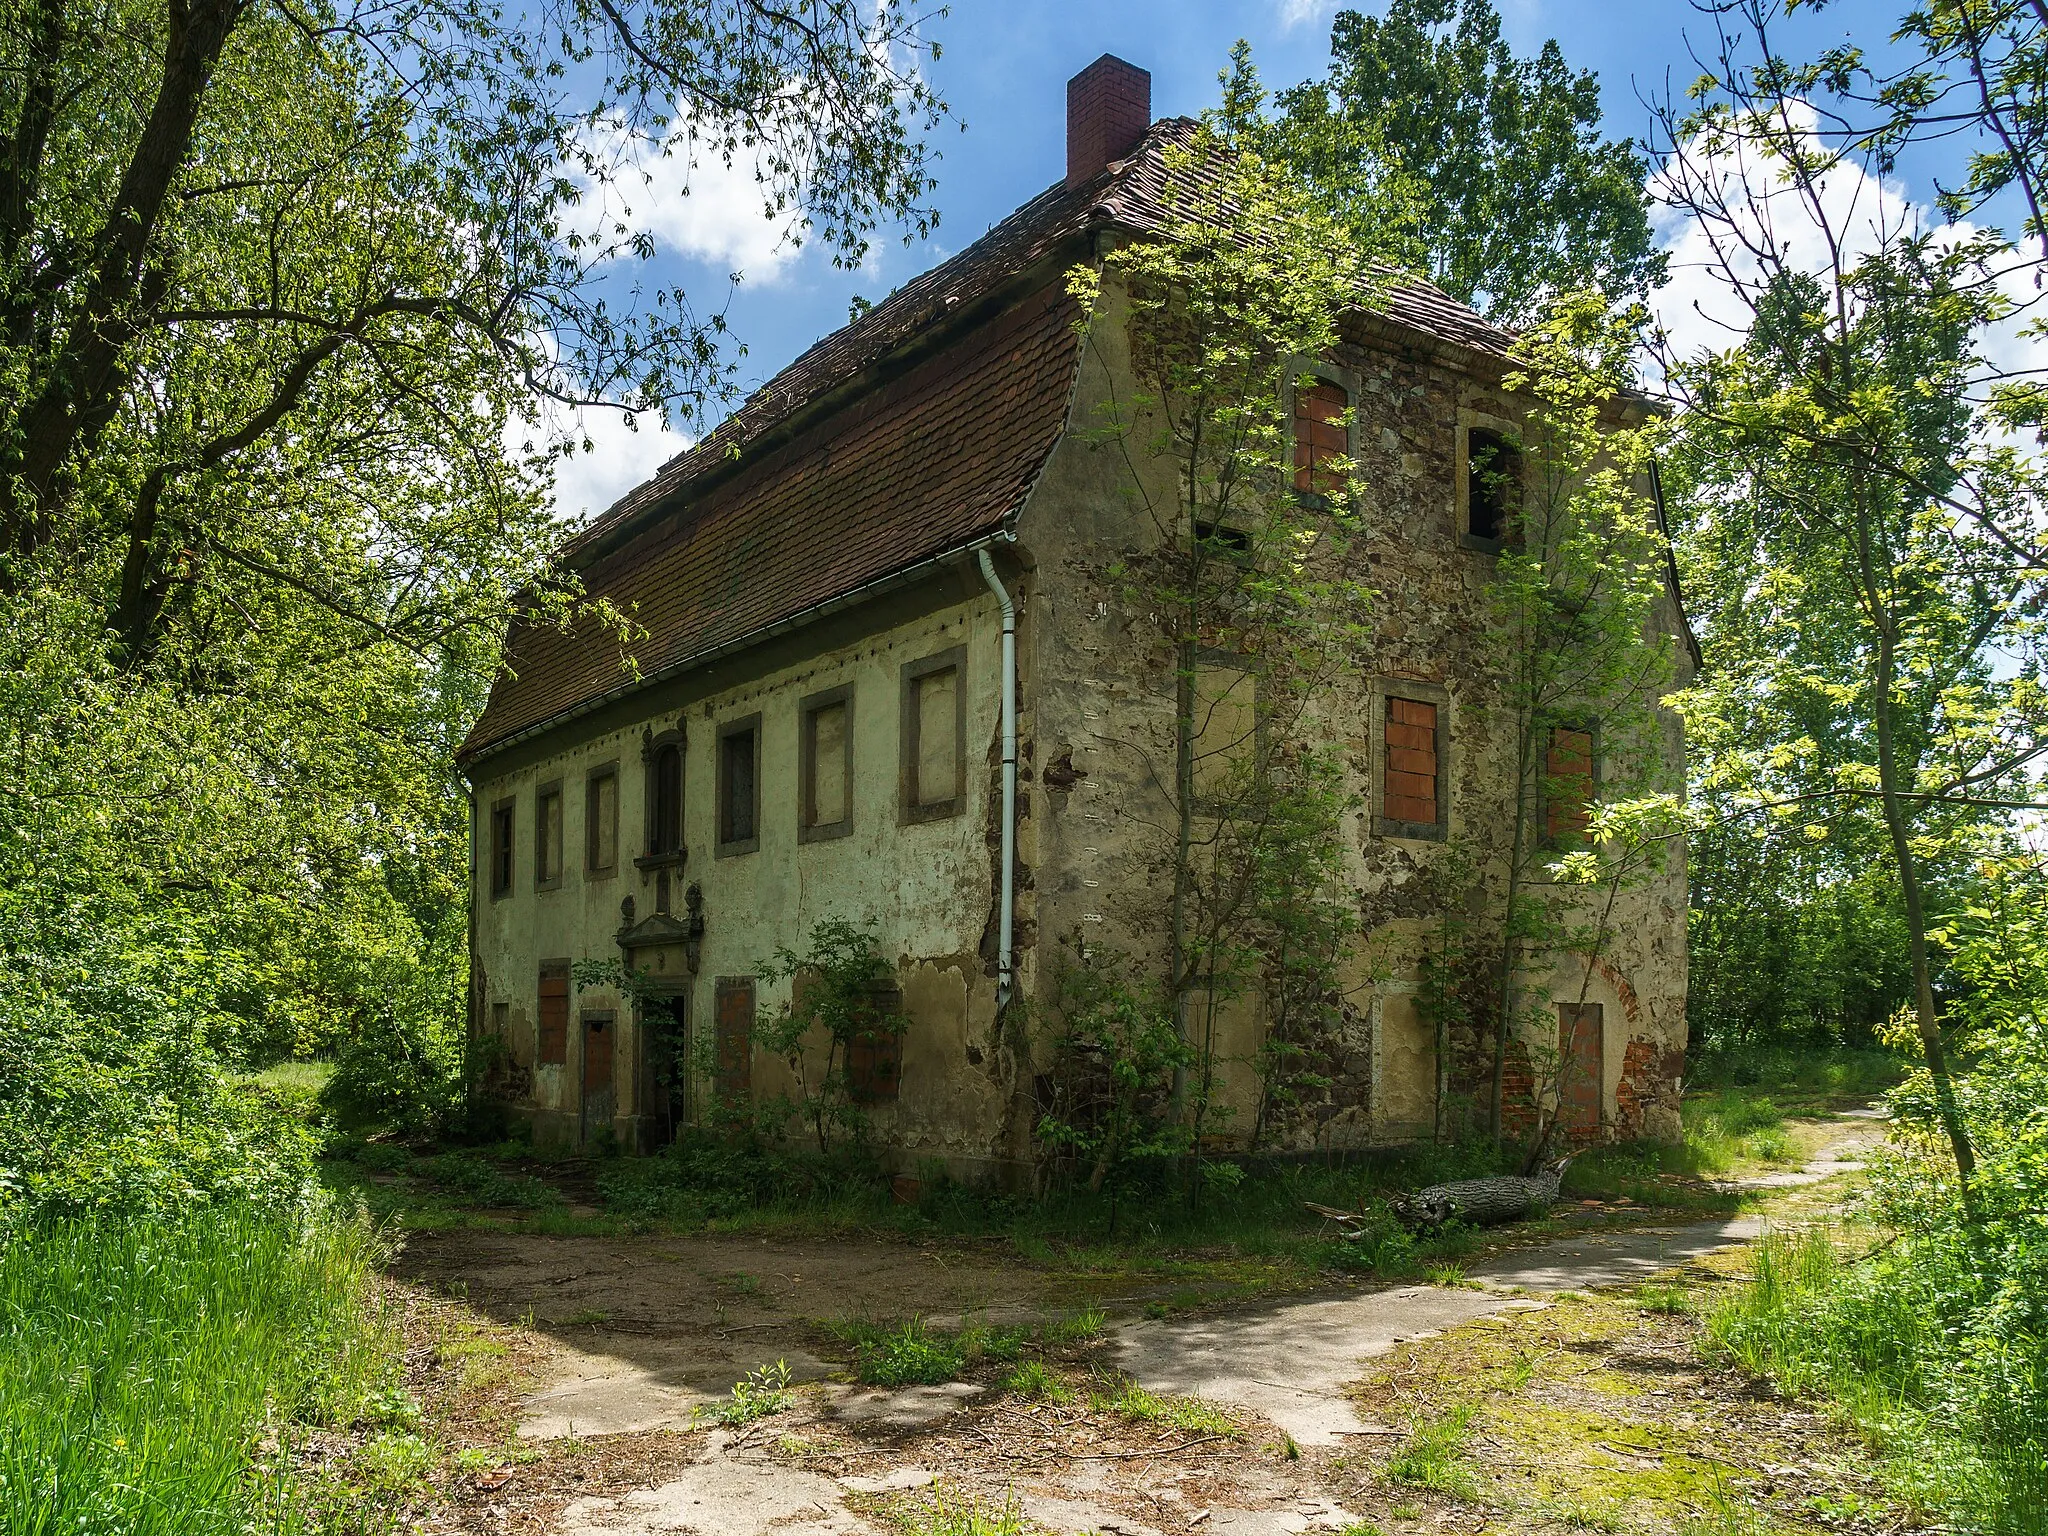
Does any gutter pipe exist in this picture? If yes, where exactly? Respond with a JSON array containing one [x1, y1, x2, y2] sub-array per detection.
[[976, 545, 1018, 1011]]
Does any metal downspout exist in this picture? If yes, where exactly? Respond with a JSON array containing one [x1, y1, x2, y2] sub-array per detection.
[[977, 547, 1018, 1010]]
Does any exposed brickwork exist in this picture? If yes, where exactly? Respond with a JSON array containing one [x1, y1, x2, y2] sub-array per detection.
[[1067, 55, 1151, 188], [1615, 1035, 1684, 1141]]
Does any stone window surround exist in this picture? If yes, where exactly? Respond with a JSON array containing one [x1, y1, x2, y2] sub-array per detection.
[[534, 779, 566, 891], [1283, 359, 1362, 507], [1455, 405, 1523, 553], [639, 724, 687, 870], [488, 795, 516, 900], [584, 760, 619, 878], [1370, 676, 1451, 843], [797, 682, 856, 843], [899, 645, 968, 824], [715, 712, 764, 858]]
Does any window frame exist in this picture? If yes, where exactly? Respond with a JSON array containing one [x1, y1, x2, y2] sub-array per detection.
[[488, 796, 516, 900], [1284, 362, 1359, 506], [1542, 721, 1601, 848], [899, 646, 968, 824], [1456, 408, 1523, 552], [714, 712, 763, 858], [1189, 646, 1264, 812], [533, 779, 565, 891], [537, 960, 570, 1067], [639, 726, 687, 870], [584, 761, 619, 877], [797, 683, 855, 843], [1372, 681, 1450, 843]]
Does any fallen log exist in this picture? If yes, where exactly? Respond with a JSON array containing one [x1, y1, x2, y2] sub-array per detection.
[[1391, 1157, 1573, 1231]]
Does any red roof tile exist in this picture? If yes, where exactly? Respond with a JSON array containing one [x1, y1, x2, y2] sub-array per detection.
[[460, 119, 1510, 762]]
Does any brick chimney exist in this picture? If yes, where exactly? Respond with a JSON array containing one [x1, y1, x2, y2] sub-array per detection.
[[1066, 55, 1151, 189]]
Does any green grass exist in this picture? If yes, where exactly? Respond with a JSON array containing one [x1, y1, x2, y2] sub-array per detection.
[[1707, 1223, 2048, 1533], [998, 1359, 1073, 1402], [1386, 1403, 1480, 1495], [1091, 1379, 1240, 1436], [0, 1207, 396, 1534], [895, 1485, 1028, 1535], [831, 1316, 966, 1386], [696, 1359, 795, 1427]]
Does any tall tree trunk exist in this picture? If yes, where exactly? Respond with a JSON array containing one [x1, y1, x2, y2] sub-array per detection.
[[1871, 619, 1982, 1221]]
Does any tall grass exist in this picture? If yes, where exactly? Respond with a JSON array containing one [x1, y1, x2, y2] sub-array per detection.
[[0, 1207, 395, 1534], [1708, 1224, 2048, 1533]]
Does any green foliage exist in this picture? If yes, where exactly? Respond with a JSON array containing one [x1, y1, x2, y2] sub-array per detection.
[[1092, 1380, 1241, 1436], [1227, 0, 1663, 322], [831, 1317, 965, 1387], [898, 1486, 1029, 1536], [1709, 1223, 2048, 1532], [754, 920, 910, 1152], [0, 1208, 396, 1534], [593, 1132, 891, 1228], [998, 1359, 1073, 1402], [1034, 945, 1196, 1212], [697, 1359, 795, 1427]]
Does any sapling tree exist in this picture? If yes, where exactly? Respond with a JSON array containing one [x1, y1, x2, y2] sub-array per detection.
[[1466, 295, 1683, 1147], [754, 920, 909, 1154], [1063, 132, 1388, 1163]]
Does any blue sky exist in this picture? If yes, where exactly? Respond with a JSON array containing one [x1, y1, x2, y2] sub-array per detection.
[[550, 0, 1928, 520]]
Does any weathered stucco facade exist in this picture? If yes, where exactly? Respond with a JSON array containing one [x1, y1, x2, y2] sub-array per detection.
[[459, 62, 1690, 1174]]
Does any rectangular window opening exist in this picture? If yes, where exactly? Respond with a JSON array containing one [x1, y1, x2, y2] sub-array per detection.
[[586, 767, 618, 874], [1293, 378, 1349, 495], [489, 800, 515, 898], [538, 963, 569, 1066], [716, 717, 761, 854], [1382, 696, 1441, 832], [1466, 427, 1521, 542], [800, 687, 853, 840], [1546, 726, 1595, 844], [901, 649, 966, 822], [535, 783, 564, 888]]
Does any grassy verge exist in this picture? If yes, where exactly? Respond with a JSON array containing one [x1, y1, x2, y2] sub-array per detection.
[[1707, 1223, 2048, 1533], [0, 1207, 398, 1534]]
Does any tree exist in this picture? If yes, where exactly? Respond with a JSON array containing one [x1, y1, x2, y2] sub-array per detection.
[[1221, 0, 1664, 324], [1063, 132, 1385, 1161], [1460, 296, 1683, 1147], [0, 0, 947, 659], [1654, 0, 2048, 1211]]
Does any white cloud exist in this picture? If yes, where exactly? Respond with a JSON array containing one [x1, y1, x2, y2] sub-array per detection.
[[570, 111, 806, 284], [547, 406, 692, 525], [1647, 101, 2040, 388], [1274, 0, 1334, 34]]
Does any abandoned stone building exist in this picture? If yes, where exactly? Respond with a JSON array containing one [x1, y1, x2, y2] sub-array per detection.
[[457, 56, 1691, 1173]]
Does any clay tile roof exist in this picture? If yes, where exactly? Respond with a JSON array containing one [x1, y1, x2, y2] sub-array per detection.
[[460, 118, 1510, 763]]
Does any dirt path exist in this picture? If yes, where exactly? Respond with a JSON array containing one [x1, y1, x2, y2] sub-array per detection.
[[403, 1110, 1894, 1535]]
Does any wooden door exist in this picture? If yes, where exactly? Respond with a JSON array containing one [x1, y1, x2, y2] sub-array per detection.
[[581, 1012, 615, 1142], [714, 978, 754, 1111], [1557, 1002, 1603, 1137]]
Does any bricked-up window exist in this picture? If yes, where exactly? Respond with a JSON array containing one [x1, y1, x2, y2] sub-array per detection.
[[535, 782, 564, 889], [1383, 697, 1441, 828], [1558, 1001, 1604, 1134], [648, 741, 683, 856], [1293, 379, 1349, 495], [901, 647, 966, 822], [847, 978, 905, 1105], [1192, 661, 1258, 803], [586, 765, 618, 875], [489, 799, 515, 898], [1467, 428, 1521, 541], [538, 963, 569, 1066], [716, 715, 761, 855], [1546, 726, 1595, 843], [799, 686, 853, 841], [714, 976, 754, 1108]]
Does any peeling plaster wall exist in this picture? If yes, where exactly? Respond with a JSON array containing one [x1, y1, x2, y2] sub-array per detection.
[[469, 277, 1690, 1171], [470, 592, 1026, 1169], [1014, 274, 1690, 1151]]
